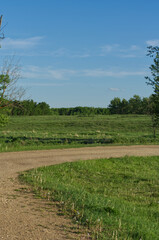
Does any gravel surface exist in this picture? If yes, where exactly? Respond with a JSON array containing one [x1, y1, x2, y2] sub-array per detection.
[[0, 145, 159, 240]]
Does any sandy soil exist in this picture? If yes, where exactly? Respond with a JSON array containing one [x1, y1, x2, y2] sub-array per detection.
[[1, 145, 159, 240]]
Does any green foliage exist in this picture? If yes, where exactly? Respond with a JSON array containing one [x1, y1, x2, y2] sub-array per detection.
[[0, 18, 23, 127], [129, 95, 142, 114], [0, 74, 11, 126], [0, 74, 10, 105], [108, 95, 154, 115], [8, 94, 159, 117], [145, 46, 159, 90], [108, 97, 122, 114], [11, 100, 52, 116], [11, 101, 110, 116], [19, 156, 159, 239], [52, 106, 110, 116], [0, 114, 9, 127], [0, 74, 10, 91], [145, 46, 159, 137]]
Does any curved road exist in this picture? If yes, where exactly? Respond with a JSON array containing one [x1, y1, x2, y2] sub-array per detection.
[[0, 145, 159, 239]]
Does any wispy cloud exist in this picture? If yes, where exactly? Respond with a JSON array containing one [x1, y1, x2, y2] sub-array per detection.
[[50, 48, 90, 58], [22, 65, 146, 81], [50, 48, 69, 57], [82, 69, 146, 77], [119, 54, 137, 58], [49, 44, 141, 59], [21, 82, 64, 87], [4, 46, 91, 58], [1, 40, 142, 59], [100, 44, 119, 56], [1, 36, 44, 49], [71, 53, 90, 58], [47, 69, 76, 80], [109, 88, 120, 92], [99, 43, 141, 58], [130, 45, 140, 51], [146, 39, 159, 46], [22, 65, 77, 80]]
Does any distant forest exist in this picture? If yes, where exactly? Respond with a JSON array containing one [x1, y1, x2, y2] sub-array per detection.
[[9, 94, 154, 116]]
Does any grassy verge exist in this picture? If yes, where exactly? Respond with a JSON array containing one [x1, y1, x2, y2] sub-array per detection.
[[19, 156, 159, 239], [1, 115, 159, 152]]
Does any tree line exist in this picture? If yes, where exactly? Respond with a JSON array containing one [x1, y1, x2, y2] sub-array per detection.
[[10, 100, 52, 116], [108, 95, 154, 114], [51, 106, 109, 116], [10, 100, 109, 116], [6, 94, 154, 116]]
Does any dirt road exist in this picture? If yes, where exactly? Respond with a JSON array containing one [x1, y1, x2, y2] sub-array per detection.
[[0, 145, 159, 239]]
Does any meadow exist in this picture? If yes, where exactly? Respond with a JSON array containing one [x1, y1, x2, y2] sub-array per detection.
[[0, 114, 159, 152], [19, 155, 159, 239], [2, 114, 159, 239]]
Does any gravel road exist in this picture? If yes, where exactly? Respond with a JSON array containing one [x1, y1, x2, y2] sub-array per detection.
[[0, 145, 159, 239]]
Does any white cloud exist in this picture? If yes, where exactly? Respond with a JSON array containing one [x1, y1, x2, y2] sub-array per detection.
[[22, 65, 77, 80], [21, 82, 64, 87], [99, 44, 141, 57], [83, 69, 113, 77], [1, 36, 44, 49], [22, 65, 146, 81], [47, 69, 76, 80], [50, 48, 69, 57], [71, 53, 90, 58], [100, 44, 119, 55], [109, 88, 120, 92], [146, 40, 159, 46], [50, 48, 90, 58], [130, 45, 140, 51], [82, 69, 146, 77], [119, 54, 137, 58], [11, 47, 90, 58]]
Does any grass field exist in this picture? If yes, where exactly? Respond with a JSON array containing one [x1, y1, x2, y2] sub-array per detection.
[[0, 114, 159, 152], [19, 156, 159, 239], [2, 114, 158, 238]]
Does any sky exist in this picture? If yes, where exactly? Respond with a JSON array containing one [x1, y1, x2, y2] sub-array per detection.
[[0, 0, 159, 108]]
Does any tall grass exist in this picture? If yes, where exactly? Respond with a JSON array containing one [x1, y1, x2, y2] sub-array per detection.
[[19, 156, 159, 239], [0, 115, 159, 152]]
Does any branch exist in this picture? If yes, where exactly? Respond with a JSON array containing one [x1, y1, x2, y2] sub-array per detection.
[[0, 15, 2, 28], [0, 15, 4, 39], [0, 56, 26, 110]]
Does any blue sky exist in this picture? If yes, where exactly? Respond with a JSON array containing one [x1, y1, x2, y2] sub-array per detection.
[[0, 0, 159, 107]]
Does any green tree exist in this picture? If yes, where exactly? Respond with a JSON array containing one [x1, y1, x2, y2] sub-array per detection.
[[145, 46, 159, 137], [0, 24, 25, 126], [120, 98, 129, 114], [108, 97, 122, 114], [141, 96, 154, 115], [0, 74, 11, 125], [0, 17, 9, 126], [35, 102, 52, 115], [128, 95, 142, 114]]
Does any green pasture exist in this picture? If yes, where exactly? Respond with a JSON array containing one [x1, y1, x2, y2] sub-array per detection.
[[19, 156, 159, 239], [0, 114, 159, 152]]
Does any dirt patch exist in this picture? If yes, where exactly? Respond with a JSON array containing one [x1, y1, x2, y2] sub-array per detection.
[[1, 145, 159, 239]]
